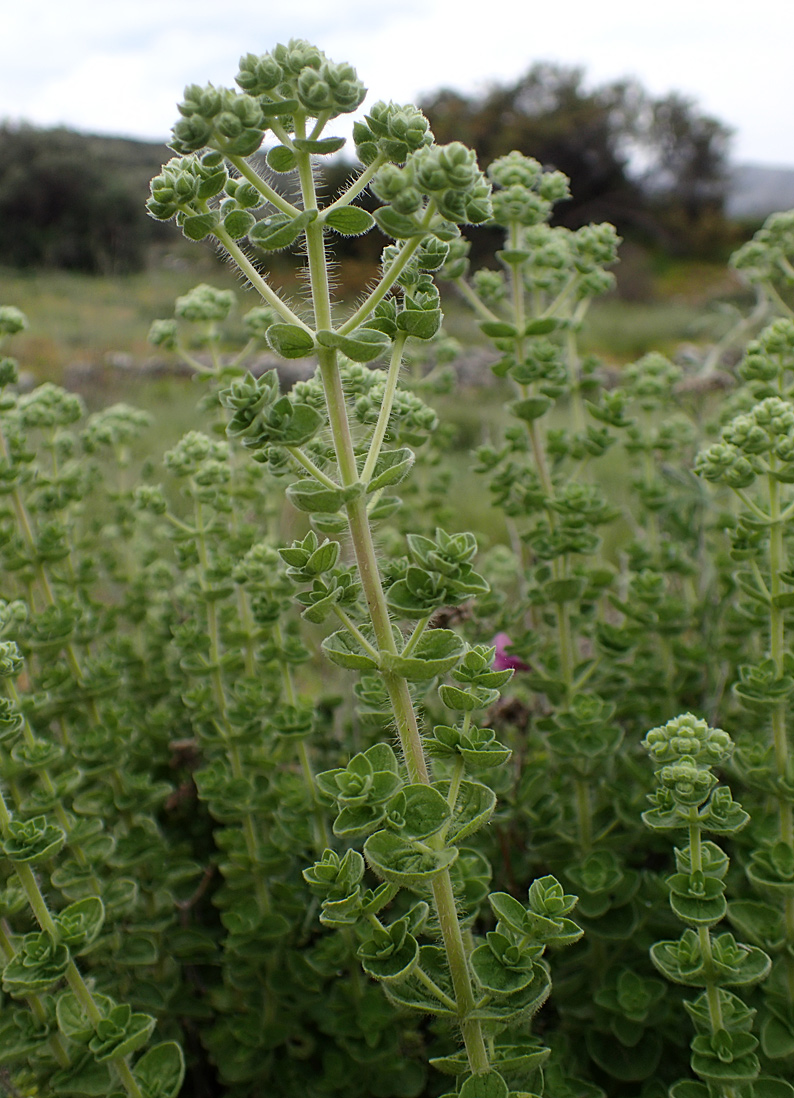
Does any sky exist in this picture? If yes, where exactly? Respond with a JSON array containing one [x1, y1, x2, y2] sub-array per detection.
[[2, 0, 793, 167]]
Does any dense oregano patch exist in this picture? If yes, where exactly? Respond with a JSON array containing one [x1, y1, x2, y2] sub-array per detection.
[[1, 37, 794, 1098]]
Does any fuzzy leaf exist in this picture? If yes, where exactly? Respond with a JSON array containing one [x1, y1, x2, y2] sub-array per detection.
[[459, 1072, 509, 1098], [382, 629, 465, 681], [51, 1053, 114, 1095], [479, 321, 518, 339], [324, 206, 376, 235], [470, 963, 552, 1025], [293, 136, 347, 154], [132, 1042, 186, 1098], [358, 925, 419, 982], [511, 396, 553, 422], [367, 447, 416, 492], [321, 629, 379, 671], [249, 209, 318, 251], [383, 945, 457, 1017], [727, 900, 784, 950], [222, 209, 256, 239], [56, 991, 115, 1043], [55, 897, 105, 954], [286, 479, 353, 514], [469, 946, 539, 995], [385, 784, 451, 840], [266, 146, 297, 172], [364, 829, 458, 887], [182, 213, 219, 241], [397, 308, 442, 340], [316, 327, 391, 362], [434, 779, 496, 843], [374, 206, 424, 239], [266, 323, 316, 360], [761, 1014, 794, 1060]]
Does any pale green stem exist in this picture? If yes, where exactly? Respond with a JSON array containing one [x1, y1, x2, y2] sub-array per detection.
[[777, 256, 794, 283], [566, 326, 586, 436], [0, 929, 71, 1067], [401, 615, 432, 658], [323, 153, 387, 213], [767, 472, 792, 840], [3, 837, 142, 1095], [213, 226, 314, 332], [556, 601, 574, 699], [509, 222, 525, 334], [540, 273, 580, 318], [412, 965, 459, 1012], [687, 815, 728, 1055], [240, 135, 495, 1077], [642, 421, 660, 558], [573, 657, 601, 692], [445, 755, 466, 811], [453, 278, 501, 324], [286, 445, 340, 489], [699, 285, 770, 377], [430, 867, 490, 1073], [734, 488, 769, 522], [226, 154, 301, 217], [230, 337, 257, 369], [361, 332, 409, 483], [6, 680, 101, 888], [765, 281, 794, 318], [340, 217, 433, 334], [332, 606, 381, 661], [526, 418, 554, 500], [296, 137, 334, 331]]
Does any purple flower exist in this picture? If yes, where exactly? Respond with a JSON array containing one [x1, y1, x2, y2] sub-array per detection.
[[492, 633, 530, 672]]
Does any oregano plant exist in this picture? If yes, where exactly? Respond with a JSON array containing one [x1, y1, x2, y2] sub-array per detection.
[[3, 30, 794, 1098]]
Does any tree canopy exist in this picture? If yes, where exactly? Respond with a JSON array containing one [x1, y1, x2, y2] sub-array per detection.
[[0, 125, 176, 273], [420, 63, 733, 252]]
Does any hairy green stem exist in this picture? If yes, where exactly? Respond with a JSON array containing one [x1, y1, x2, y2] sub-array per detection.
[[286, 445, 339, 489], [213, 226, 313, 332], [226, 154, 300, 217], [291, 152, 490, 1068], [361, 332, 409, 483]]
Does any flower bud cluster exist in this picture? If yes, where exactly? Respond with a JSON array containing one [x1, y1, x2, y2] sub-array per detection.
[[172, 85, 267, 157], [175, 284, 235, 324], [622, 353, 682, 411], [731, 209, 794, 288], [644, 713, 732, 767], [695, 396, 794, 487], [354, 102, 433, 166], [81, 404, 152, 453], [520, 226, 573, 294], [739, 319, 794, 397], [17, 384, 84, 430], [487, 152, 570, 229], [372, 142, 492, 228], [237, 41, 366, 119], [147, 153, 227, 222], [0, 306, 27, 340], [163, 431, 228, 478]]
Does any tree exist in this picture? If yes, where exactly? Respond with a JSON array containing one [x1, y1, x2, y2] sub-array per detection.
[[0, 125, 176, 273], [420, 64, 733, 254]]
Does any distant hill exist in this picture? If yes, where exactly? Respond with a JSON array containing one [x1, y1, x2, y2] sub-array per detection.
[[727, 164, 794, 221]]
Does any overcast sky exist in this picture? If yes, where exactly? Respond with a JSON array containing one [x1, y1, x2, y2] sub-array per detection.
[[2, 0, 792, 166]]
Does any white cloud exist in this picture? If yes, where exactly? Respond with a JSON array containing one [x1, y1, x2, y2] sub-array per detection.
[[1, 0, 792, 164]]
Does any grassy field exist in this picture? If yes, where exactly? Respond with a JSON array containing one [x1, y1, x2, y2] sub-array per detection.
[[0, 248, 748, 379]]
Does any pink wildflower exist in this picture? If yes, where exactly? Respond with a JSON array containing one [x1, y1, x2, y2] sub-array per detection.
[[492, 632, 531, 672]]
